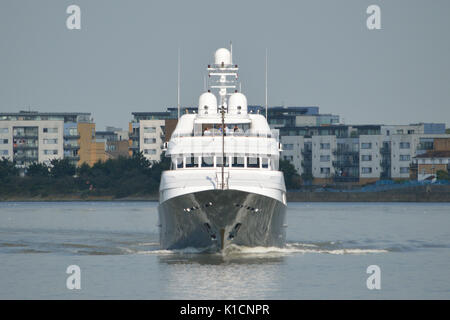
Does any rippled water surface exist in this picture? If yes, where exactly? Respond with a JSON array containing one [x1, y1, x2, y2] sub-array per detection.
[[0, 201, 449, 299]]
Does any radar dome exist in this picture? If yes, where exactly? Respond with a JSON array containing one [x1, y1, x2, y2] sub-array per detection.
[[214, 48, 231, 66], [228, 92, 247, 115], [198, 92, 217, 115]]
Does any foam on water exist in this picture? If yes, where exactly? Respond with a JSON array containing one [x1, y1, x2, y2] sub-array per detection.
[[222, 243, 388, 255], [136, 242, 389, 256]]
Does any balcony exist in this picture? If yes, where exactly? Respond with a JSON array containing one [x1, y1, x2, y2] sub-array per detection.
[[64, 134, 80, 139], [301, 149, 312, 156], [13, 134, 39, 139], [333, 148, 358, 156], [380, 146, 391, 154], [13, 154, 38, 161], [301, 160, 312, 167], [333, 160, 359, 168], [13, 144, 38, 149], [129, 132, 139, 140], [64, 144, 80, 150], [380, 160, 391, 168], [64, 155, 80, 161]]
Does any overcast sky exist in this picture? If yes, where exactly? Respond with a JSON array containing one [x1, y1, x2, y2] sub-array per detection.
[[1, 0, 449, 130]]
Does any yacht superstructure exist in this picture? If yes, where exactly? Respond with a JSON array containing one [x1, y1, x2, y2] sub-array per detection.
[[158, 47, 287, 251]]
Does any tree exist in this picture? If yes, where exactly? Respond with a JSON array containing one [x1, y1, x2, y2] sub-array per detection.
[[279, 159, 302, 190], [436, 170, 449, 181], [50, 159, 76, 178], [0, 157, 18, 180], [26, 162, 50, 177]]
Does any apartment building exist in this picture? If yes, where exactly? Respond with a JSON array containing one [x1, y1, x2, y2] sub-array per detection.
[[0, 111, 91, 167], [411, 137, 450, 180], [311, 135, 336, 184], [96, 127, 129, 160], [129, 108, 196, 163], [278, 115, 449, 184], [267, 106, 339, 129]]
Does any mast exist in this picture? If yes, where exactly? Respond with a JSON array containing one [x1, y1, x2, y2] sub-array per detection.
[[177, 48, 181, 119], [265, 48, 268, 119], [220, 106, 225, 190]]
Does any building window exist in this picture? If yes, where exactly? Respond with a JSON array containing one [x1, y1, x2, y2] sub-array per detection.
[[399, 155, 411, 161], [43, 128, 58, 133], [262, 158, 269, 169], [361, 155, 372, 161], [1, 139, 8, 144], [400, 167, 409, 174], [144, 149, 157, 155], [0, 150, 8, 156], [361, 167, 372, 174], [284, 155, 293, 161], [361, 143, 372, 149], [144, 127, 156, 133], [320, 167, 331, 174], [44, 150, 58, 155], [400, 142, 410, 149], [144, 138, 157, 144], [43, 139, 58, 144], [68, 128, 78, 136], [284, 144, 294, 150], [320, 143, 330, 150], [0, 128, 8, 134], [320, 155, 330, 162]]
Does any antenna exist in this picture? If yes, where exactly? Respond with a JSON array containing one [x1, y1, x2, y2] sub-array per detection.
[[265, 48, 268, 119], [177, 48, 181, 119], [230, 41, 233, 65]]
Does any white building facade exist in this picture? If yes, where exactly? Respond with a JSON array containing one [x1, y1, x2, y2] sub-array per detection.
[[0, 120, 64, 167]]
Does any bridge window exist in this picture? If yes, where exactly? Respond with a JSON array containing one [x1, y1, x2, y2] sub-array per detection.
[[186, 156, 199, 168], [232, 157, 245, 168], [176, 157, 183, 169], [247, 157, 260, 168], [216, 155, 229, 167], [202, 156, 214, 167]]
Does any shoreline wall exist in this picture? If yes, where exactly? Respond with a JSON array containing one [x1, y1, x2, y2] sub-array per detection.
[[286, 185, 450, 202], [1, 185, 449, 202]]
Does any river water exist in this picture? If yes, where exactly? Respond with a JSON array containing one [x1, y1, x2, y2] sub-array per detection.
[[0, 201, 449, 299]]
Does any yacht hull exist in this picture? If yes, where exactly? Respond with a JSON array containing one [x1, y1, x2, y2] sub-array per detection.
[[158, 189, 286, 251]]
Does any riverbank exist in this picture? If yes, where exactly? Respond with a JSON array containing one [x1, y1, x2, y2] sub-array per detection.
[[287, 185, 450, 202], [0, 194, 159, 202], [1, 185, 449, 202]]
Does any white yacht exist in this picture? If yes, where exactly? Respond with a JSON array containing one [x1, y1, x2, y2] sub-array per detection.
[[158, 47, 287, 251]]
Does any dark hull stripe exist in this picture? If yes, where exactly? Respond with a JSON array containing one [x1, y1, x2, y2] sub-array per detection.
[[158, 189, 287, 251]]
